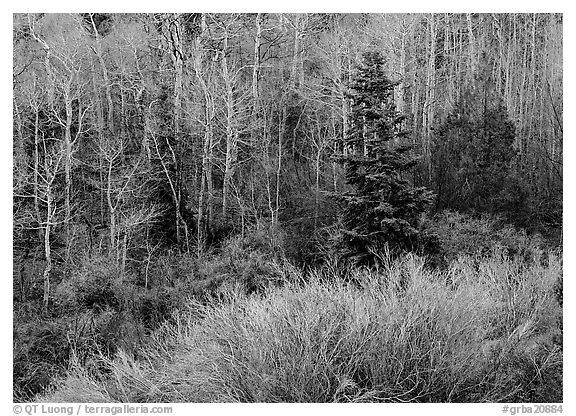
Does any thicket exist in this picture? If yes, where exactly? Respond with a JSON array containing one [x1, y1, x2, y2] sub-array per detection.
[[14, 221, 290, 401], [14, 212, 561, 403], [431, 69, 562, 230], [40, 220, 562, 403]]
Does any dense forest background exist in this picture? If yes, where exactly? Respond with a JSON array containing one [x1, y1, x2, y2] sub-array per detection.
[[13, 13, 563, 403]]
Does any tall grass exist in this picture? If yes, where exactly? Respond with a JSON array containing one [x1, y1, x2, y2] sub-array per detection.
[[42, 247, 562, 403]]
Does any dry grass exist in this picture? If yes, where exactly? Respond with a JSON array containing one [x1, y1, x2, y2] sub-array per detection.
[[42, 246, 562, 403]]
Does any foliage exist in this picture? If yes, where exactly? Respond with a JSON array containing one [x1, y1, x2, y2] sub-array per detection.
[[335, 51, 434, 265], [41, 247, 562, 403], [53, 222, 290, 326], [55, 255, 125, 313], [14, 320, 70, 401], [432, 74, 518, 215], [426, 211, 551, 263]]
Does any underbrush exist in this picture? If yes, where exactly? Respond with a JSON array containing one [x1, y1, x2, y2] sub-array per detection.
[[42, 246, 562, 403], [14, 222, 288, 401], [425, 211, 556, 265]]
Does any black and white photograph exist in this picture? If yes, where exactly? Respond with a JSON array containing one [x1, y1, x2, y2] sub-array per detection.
[[11, 9, 564, 409]]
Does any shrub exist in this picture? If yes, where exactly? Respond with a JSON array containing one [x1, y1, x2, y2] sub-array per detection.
[[14, 320, 70, 401], [173, 222, 288, 302], [55, 254, 125, 313], [42, 249, 562, 403], [106, 222, 292, 331], [426, 211, 551, 267]]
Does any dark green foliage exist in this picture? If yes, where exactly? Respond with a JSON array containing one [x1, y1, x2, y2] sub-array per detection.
[[335, 51, 434, 264], [433, 76, 518, 215]]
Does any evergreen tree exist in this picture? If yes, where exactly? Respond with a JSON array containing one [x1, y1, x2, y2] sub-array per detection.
[[432, 73, 518, 215], [335, 51, 434, 265]]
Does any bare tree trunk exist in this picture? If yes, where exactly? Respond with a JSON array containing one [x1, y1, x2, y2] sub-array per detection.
[[106, 157, 116, 254], [33, 106, 42, 239], [13, 98, 25, 166], [149, 116, 189, 254], [272, 15, 302, 225], [314, 148, 321, 230], [170, 14, 183, 139], [90, 14, 114, 133], [398, 26, 407, 114], [262, 114, 275, 223], [529, 13, 537, 143], [42, 154, 57, 313], [121, 231, 128, 275], [252, 13, 262, 105], [466, 13, 476, 78], [221, 25, 238, 219], [275, 106, 284, 226], [195, 14, 214, 255], [341, 55, 351, 156], [63, 78, 73, 267], [120, 84, 127, 141], [422, 14, 436, 185], [290, 15, 302, 89], [172, 16, 184, 248], [207, 129, 214, 235], [234, 186, 246, 238], [134, 52, 152, 161], [90, 57, 107, 225], [248, 14, 263, 226], [153, 13, 190, 253], [43, 206, 52, 312]]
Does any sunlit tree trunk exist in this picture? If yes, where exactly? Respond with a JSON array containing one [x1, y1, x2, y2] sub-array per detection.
[[422, 14, 436, 185], [222, 23, 239, 220], [195, 14, 214, 254]]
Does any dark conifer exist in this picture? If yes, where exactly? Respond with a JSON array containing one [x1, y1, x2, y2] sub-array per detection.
[[335, 51, 434, 265], [432, 70, 517, 215]]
